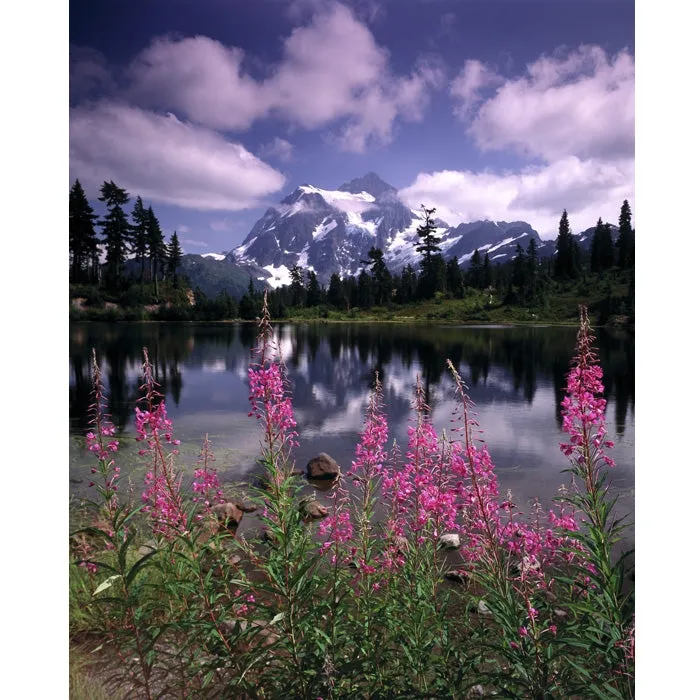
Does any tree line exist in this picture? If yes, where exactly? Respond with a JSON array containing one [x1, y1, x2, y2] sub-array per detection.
[[69, 179, 183, 295], [238, 201, 635, 319]]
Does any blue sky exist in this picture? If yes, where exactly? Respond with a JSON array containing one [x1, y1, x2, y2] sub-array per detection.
[[70, 0, 635, 253]]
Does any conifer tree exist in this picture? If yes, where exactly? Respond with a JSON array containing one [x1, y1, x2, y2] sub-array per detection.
[[167, 231, 183, 286], [99, 181, 131, 289], [146, 206, 167, 297], [415, 205, 444, 299], [357, 269, 373, 308], [512, 243, 526, 288], [446, 256, 465, 298], [467, 249, 482, 288], [290, 265, 306, 307], [364, 246, 393, 305], [590, 218, 606, 274], [327, 273, 344, 309], [554, 209, 579, 279], [131, 196, 150, 283], [69, 179, 99, 283], [616, 199, 634, 269], [306, 270, 322, 307], [397, 264, 418, 303]]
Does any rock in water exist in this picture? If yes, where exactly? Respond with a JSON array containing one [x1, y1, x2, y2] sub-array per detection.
[[300, 499, 330, 522], [306, 453, 341, 480], [211, 502, 245, 533], [438, 533, 461, 550]]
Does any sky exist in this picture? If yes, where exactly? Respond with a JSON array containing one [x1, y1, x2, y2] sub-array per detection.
[[69, 0, 635, 253]]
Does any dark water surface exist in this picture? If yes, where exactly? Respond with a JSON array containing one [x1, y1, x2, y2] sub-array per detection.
[[69, 322, 634, 538]]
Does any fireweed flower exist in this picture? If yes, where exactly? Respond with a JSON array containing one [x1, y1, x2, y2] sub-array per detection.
[[560, 306, 615, 482], [248, 292, 298, 477], [138, 349, 187, 538], [86, 349, 121, 517], [191, 434, 224, 516]]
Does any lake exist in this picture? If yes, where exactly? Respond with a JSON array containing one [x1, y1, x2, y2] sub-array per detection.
[[69, 322, 634, 541]]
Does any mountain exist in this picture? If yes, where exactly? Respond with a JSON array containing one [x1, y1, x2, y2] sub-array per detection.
[[230, 172, 549, 286], [177, 254, 268, 299]]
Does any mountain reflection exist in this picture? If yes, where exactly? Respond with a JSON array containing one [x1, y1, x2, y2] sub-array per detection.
[[70, 322, 634, 440]]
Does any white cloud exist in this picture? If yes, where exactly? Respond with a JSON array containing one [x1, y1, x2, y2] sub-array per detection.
[[126, 2, 443, 152], [453, 45, 634, 163], [183, 239, 208, 248], [259, 137, 295, 162], [450, 59, 502, 119], [69, 102, 286, 210], [399, 157, 634, 239]]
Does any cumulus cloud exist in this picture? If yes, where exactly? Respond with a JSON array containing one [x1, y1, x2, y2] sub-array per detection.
[[69, 102, 286, 210], [259, 137, 295, 162], [450, 60, 502, 119], [126, 2, 443, 151], [399, 157, 634, 239], [452, 45, 634, 163]]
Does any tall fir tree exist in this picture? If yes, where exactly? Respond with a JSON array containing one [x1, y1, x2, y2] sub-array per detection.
[[590, 218, 606, 274], [146, 206, 167, 297], [166, 231, 183, 286], [616, 199, 634, 269], [364, 246, 393, 305], [98, 181, 131, 289], [554, 209, 579, 279], [289, 265, 306, 307], [69, 179, 99, 283], [414, 205, 444, 299], [446, 256, 465, 298], [131, 196, 150, 283], [327, 273, 345, 309], [306, 270, 322, 307], [467, 248, 482, 288]]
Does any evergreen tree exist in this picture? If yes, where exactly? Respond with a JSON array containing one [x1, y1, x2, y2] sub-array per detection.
[[482, 252, 493, 290], [554, 210, 579, 279], [467, 249, 482, 288], [327, 273, 344, 309], [600, 224, 615, 270], [146, 207, 167, 297], [397, 264, 418, 304], [414, 205, 444, 299], [306, 270, 322, 307], [446, 256, 465, 298], [69, 179, 99, 283], [290, 265, 306, 307], [364, 246, 393, 304], [512, 243, 526, 288], [131, 196, 150, 283], [357, 269, 373, 308], [590, 218, 606, 274], [98, 181, 131, 289], [616, 199, 634, 269], [166, 231, 183, 286]]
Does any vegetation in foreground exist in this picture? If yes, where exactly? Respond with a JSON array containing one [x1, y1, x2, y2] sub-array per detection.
[[70, 296, 634, 698]]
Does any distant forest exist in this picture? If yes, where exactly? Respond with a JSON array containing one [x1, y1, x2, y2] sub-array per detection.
[[69, 179, 635, 324]]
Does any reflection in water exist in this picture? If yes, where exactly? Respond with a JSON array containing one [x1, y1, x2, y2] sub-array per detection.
[[70, 322, 634, 525]]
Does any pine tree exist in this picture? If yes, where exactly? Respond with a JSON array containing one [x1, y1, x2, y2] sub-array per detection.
[[327, 273, 344, 309], [99, 181, 131, 289], [167, 231, 183, 286], [414, 205, 444, 299], [554, 210, 579, 279], [290, 265, 306, 307], [590, 218, 606, 274], [616, 199, 634, 269], [146, 207, 167, 297], [69, 179, 99, 283], [131, 196, 150, 283], [306, 270, 322, 307], [397, 264, 418, 304], [364, 247, 393, 304], [467, 249, 482, 288], [357, 269, 373, 308], [512, 243, 526, 288], [482, 252, 493, 289], [446, 256, 465, 298]]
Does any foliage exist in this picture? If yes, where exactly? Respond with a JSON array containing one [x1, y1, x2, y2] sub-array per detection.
[[71, 295, 633, 698]]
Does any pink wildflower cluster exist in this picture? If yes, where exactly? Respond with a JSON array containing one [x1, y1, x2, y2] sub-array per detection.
[[349, 375, 388, 481], [191, 434, 224, 514], [560, 306, 615, 474], [85, 349, 121, 512], [319, 489, 355, 566], [248, 293, 298, 468], [383, 379, 458, 546], [138, 349, 187, 537]]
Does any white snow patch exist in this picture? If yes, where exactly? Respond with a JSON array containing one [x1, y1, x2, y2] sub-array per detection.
[[263, 264, 292, 289], [201, 253, 226, 261], [298, 185, 376, 216], [312, 218, 338, 241]]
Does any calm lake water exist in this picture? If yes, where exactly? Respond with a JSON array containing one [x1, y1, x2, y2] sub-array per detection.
[[69, 322, 634, 539]]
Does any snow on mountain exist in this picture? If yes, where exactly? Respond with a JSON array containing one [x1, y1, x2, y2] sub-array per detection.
[[229, 172, 557, 286]]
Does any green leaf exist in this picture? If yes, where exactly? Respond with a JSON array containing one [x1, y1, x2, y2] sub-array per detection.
[[93, 574, 122, 596]]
